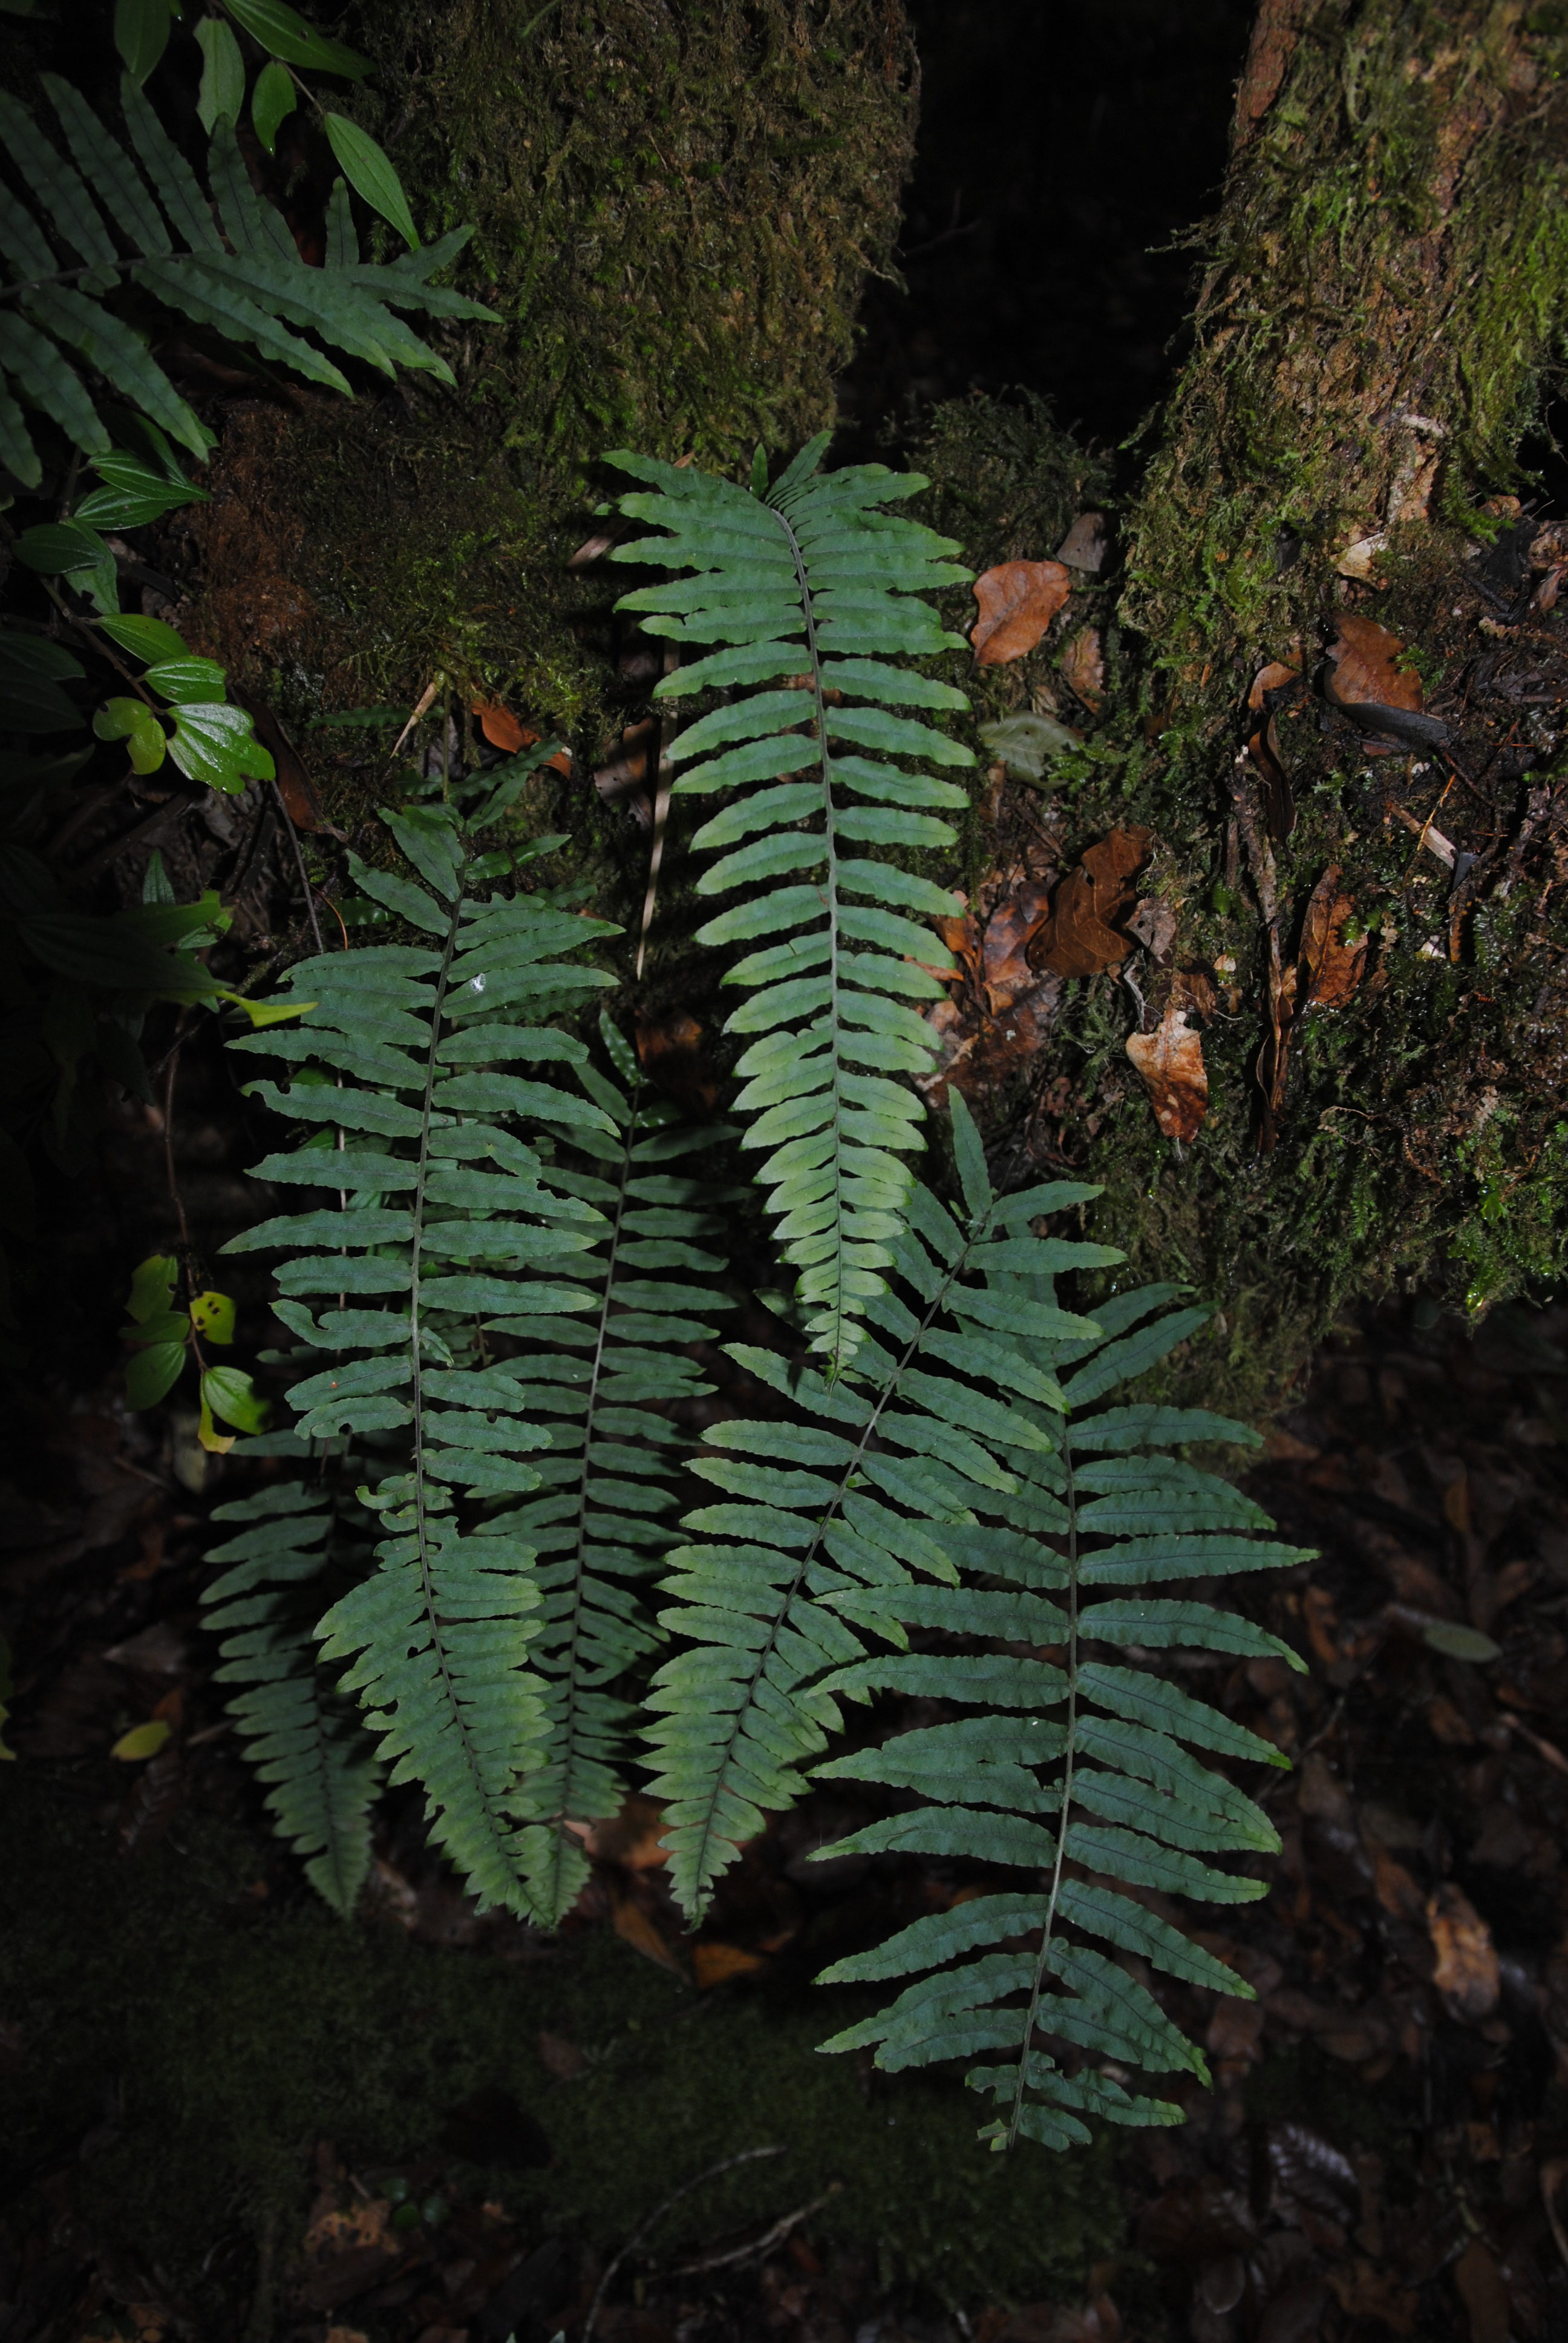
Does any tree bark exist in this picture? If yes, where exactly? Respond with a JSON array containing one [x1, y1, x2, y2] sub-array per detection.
[[1040, 0, 1568, 1397]]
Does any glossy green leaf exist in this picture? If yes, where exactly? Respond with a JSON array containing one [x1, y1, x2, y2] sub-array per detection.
[[166, 700, 274, 790], [190, 1290, 237, 1345], [77, 451, 206, 530], [125, 1337, 188, 1407], [201, 1365, 270, 1432], [221, 0, 373, 76], [322, 113, 418, 247], [93, 695, 167, 773], [252, 57, 296, 153], [124, 1253, 177, 1323], [196, 15, 246, 132], [97, 614, 188, 663], [114, 0, 175, 82]]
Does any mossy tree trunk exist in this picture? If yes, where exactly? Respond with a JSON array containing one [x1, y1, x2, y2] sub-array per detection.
[[1062, 0, 1568, 1393]]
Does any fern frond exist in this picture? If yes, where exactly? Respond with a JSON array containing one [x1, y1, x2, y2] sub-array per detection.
[[643, 1106, 1117, 1919], [0, 77, 495, 488], [607, 440, 975, 1377], [492, 1012, 739, 1922], [798, 1098, 1314, 2152], [203, 1432, 381, 1916], [221, 805, 621, 1918]]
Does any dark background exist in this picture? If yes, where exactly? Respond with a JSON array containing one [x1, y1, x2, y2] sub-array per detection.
[[841, 0, 1256, 460]]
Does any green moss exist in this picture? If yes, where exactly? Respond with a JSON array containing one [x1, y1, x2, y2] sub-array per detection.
[[0, 1768, 1123, 2320], [191, 0, 916, 746]]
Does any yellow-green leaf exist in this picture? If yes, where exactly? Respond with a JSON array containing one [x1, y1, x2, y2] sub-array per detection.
[[125, 1253, 178, 1323], [111, 1717, 172, 1760], [189, 1289, 235, 1344]]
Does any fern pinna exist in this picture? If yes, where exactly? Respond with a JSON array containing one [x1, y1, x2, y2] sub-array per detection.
[[0, 75, 491, 488], [495, 1014, 737, 1922], [651, 1093, 1311, 2147], [203, 1431, 381, 1917], [607, 439, 975, 1378], [221, 781, 624, 1917]]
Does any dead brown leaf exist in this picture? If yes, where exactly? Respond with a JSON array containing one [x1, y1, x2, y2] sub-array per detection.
[[691, 1941, 768, 1989], [1323, 613, 1446, 751], [537, 2028, 588, 2082], [1054, 511, 1108, 572], [982, 886, 1053, 1014], [581, 1791, 671, 1869], [1454, 2238, 1510, 2343], [1060, 626, 1104, 712], [610, 1889, 687, 1976], [1029, 827, 1152, 978], [1426, 1882, 1500, 2019], [474, 701, 528, 753], [1324, 614, 1422, 712], [1298, 865, 1367, 1011], [633, 1010, 718, 1115], [1126, 897, 1176, 962], [1248, 658, 1302, 713], [1126, 1004, 1208, 1141], [471, 703, 572, 774], [1327, 2261, 1419, 2337], [970, 560, 1071, 666]]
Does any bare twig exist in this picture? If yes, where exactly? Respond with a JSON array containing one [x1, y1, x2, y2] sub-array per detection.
[[582, 2146, 786, 2343], [272, 780, 325, 955], [670, 2181, 843, 2277]]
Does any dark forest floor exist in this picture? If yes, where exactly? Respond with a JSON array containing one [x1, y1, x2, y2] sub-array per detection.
[[6, 1208, 1568, 2342]]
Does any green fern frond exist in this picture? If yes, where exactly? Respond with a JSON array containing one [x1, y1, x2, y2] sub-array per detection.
[[607, 441, 975, 1378], [643, 1101, 1119, 1919], [0, 75, 495, 488], [795, 1098, 1314, 2153], [220, 799, 621, 1918], [494, 1012, 740, 1922], [203, 1431, 381, 1916]]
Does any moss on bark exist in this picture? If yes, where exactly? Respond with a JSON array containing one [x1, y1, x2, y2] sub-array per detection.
[[184, 0, 916, 755], [909, 3, 1568, 1414]]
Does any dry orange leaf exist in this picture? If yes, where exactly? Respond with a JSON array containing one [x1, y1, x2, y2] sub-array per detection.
[[1298, 865, 1366, 1011], [472, 702, 572, 773], [474, 700, 529, 753], [970, 560, 1071, 666], [1029, 827, 1152, 978], [1323, 614, 1422, 716], [691, 1941, 767, 1990], [1454, 2238, 1509, 2343], [1060, 626, 1104, 712], [981, 885, 1053, 1014], [582, 1790, 670, 1869], [1126, 1004, 1208, 1142], [1426, 1881, 1500, 2020], [610, 1890, 686, 1976]]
